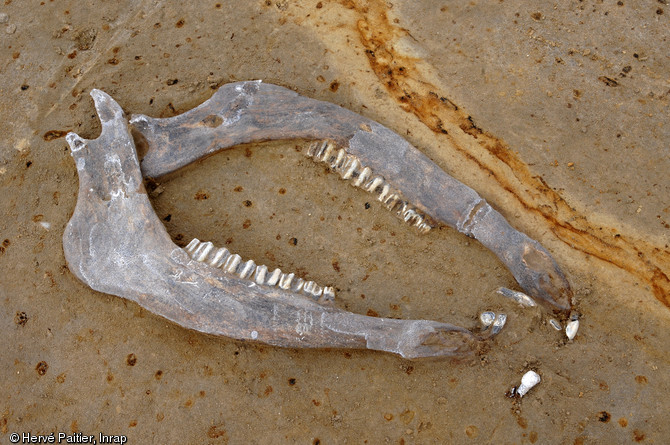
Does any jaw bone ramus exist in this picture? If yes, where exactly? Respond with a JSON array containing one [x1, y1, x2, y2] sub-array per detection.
[[63, 85, 572, 359]]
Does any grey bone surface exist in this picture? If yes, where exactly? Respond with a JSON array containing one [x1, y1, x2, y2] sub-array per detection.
[[131, 81, 572, 312], [63, 89, 493, 359]]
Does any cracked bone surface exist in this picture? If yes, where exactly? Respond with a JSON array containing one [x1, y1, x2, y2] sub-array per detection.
[[63, 89, 497, 359], [131, 81, 572, 313]]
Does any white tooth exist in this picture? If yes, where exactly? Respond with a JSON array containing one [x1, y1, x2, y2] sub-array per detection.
[[516, 370, 541, 397], [333, 149, 346, 169], [342, 158, 359, 179], [195, 242, 214, 262], [267, 268, 282, 286], [384, 195, 399, 209], [279, 273, 294, 290], [322, 287, 335, 301], [321, 142, 335, 162], [366, 176, 384, 192], [254, 265, 268, 285], [310, 284, 323, 298], [185, 238, 201, 254], [224, 254, 242, 273], [238, 260, 256, 279], [354, 167, 372, 187], [307, 141, 324, 158], [210, 248, 230, 267], [292, 278, 305, 292], [566, 314, 579, 341], [303, 281, 316, 295], [378, 184, 391, 202]]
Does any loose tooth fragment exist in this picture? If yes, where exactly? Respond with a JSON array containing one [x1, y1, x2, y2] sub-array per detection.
[[565, 313, 579, 341], [307, 141, 436, 234], [480, 311, 496, 327], [491, 313, 507, 335], [515, 370, 541, 397]]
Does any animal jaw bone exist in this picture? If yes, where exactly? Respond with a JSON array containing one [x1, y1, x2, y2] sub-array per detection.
[[63, 89, 501, 359], [131, 80, 573, 313]]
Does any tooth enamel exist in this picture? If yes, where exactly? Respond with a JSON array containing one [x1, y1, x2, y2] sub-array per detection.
[[292, 278, 305, 292], [334, 149, 346, 169], [342, 158, 359, 179], [308, 141, 327, 158], [306, 142, 437, 234], [195, 241, 214, 262], [267, 268, 282, 286], [322, 143, 335, 163], [365, 176, 384, 192], [254, 265, 267, 284], [238, 259, 256, 279], [186, 241, 332, 299], [210, 247, 230, 267], [224, 254, 242, 273], [185, 238, 201, 254], [303, 280, 315, 294], [378, 184, 391, 202], [354, 166, 371, 187], [322, 287, 335, 301], [279, 273, 294, 290]]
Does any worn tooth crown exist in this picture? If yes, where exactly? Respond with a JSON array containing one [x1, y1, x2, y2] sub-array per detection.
[[307, 140, 436, 234], [185, 238, 335, 303]]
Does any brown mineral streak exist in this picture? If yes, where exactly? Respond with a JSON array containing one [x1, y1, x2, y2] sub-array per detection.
[[352, 3, 670, 308]]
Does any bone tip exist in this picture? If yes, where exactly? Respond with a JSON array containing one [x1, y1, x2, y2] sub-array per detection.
[[65, 132, 86, 153], [89, 89, 124, 124]]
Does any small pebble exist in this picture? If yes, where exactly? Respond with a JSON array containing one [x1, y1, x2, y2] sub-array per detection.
[[0, 13, 8, 23], [5, 23, 16, 34]]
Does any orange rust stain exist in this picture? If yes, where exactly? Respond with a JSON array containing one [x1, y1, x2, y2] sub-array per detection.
[[350, 2, 670, 308]]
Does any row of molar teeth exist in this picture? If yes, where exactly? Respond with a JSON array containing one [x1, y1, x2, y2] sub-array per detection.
[[307, 141, 435, 234], [184, 239, 335, 303]]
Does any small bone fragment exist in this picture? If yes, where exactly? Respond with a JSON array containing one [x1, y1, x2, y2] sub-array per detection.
[[549, 318, 562, 331]]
